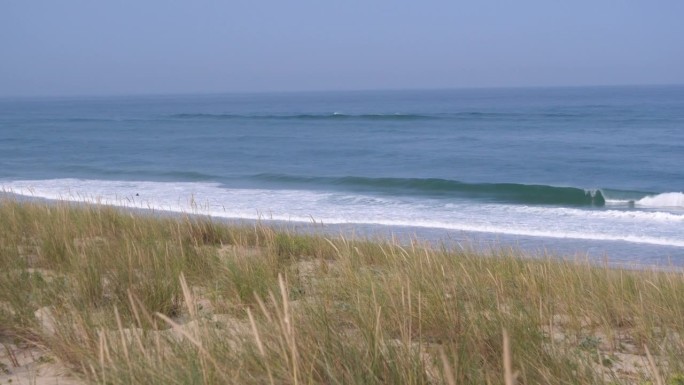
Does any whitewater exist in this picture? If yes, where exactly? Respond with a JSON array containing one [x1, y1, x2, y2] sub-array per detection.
[[4, 178, 683, 250]]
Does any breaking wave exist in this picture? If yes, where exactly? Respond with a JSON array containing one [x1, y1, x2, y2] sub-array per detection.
[[250, 174, 607, 206], [636, 192, 684, 208]]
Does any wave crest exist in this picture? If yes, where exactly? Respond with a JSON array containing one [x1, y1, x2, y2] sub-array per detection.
[[637, 192, 684, 208]]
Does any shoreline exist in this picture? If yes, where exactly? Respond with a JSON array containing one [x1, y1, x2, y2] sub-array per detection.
[[2, 191, 682, 271]]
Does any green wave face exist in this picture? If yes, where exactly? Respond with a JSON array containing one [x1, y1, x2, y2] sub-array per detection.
[[250, 174, 609, 206]]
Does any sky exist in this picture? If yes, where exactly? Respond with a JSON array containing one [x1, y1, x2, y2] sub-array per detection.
[[1, 1, 683, 97]]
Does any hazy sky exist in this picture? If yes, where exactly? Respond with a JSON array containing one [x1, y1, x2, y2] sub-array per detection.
[[2, 1, 683, 97]]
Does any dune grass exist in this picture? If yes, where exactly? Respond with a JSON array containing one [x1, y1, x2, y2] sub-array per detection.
[[1, 197, 683, 384]]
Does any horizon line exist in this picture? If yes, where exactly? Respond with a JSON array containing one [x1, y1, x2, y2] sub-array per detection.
[[1, 82, 682, 100]]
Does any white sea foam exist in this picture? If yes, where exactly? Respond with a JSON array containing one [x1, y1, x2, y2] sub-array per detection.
[[508, 205, 684, 222], [3, 179, 684, 249], [636, 192, 684, 208]]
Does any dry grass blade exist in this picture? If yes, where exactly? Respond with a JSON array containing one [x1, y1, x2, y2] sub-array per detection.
[[278, 273, 299, 385], [503, 329, 516, 385], [644, 345, 664, 385], [439, 346, 457, 385], [247, 308, 275, 385]]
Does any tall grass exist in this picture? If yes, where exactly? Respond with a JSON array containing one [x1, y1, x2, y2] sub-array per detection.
[[1, 197, 683, 384]]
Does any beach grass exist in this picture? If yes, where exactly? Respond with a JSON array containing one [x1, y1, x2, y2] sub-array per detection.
[[1, 197, 684, 384]]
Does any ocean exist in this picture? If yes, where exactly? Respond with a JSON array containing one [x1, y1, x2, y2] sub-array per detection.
[[1, 86, 683, 267]]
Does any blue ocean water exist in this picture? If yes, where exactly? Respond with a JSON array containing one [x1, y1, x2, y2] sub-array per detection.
[[1, 86, 683, 267]]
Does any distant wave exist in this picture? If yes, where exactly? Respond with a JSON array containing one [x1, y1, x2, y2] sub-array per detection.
[[65, 118, 119, 122], [169, 113, 436, 121], [168, 111, 590, 122], [250, 174, 608, 206], [63, 118, 152, 123], [56, 165, 221, 182], [155, 170, 220, 181]]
